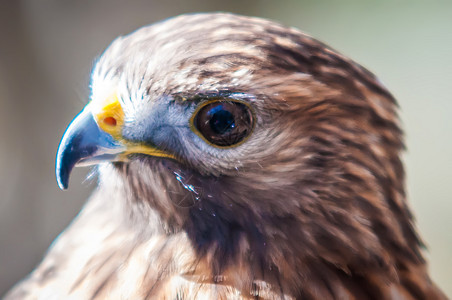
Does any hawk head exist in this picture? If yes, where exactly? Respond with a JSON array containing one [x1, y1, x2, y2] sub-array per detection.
[[53, 13, 443, 299]]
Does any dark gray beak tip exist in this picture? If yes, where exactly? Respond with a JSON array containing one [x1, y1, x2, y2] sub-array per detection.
[[56, 164, 70, 190], [55, 127, 76, 190]]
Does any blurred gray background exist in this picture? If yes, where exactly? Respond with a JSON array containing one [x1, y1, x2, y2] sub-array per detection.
[[0, 0, 450, 297]]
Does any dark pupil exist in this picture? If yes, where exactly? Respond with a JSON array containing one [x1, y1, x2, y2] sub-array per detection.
[[194, 100, 253, 147], [208, 105, 235, 134]]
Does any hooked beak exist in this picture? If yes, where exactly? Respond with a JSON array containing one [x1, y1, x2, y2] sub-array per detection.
[[55, 107, 126, 190], [55, 94, 175, 190]]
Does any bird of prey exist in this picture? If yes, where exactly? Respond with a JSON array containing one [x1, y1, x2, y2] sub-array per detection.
[[5, 13, 446, 300]]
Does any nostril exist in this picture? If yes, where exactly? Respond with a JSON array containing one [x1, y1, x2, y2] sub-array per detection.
[[103, 116, 117, 126]]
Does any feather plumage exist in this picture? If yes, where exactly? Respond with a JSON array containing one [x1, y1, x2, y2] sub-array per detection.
[[6, 13, 446, 300]]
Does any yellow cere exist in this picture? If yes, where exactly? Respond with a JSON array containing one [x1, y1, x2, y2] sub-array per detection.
[[92, 92, 176, 161], [92, 93, 125, 141]]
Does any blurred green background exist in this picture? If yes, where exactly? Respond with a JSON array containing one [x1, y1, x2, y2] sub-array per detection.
[[0, 0, 450, 297]]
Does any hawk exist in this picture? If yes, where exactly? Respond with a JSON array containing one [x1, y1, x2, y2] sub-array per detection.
[[5, 13, 446, 299]]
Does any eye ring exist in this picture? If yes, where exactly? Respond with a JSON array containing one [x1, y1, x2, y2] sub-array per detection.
[[190, 99, 255, 148]]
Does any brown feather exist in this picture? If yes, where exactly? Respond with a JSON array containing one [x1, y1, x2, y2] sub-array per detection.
[[6, 13, 446, 299]]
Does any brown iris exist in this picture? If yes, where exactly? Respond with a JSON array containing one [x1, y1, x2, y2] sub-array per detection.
[[193, 100, 254, 147]]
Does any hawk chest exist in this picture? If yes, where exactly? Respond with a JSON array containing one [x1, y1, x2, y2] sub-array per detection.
[[17, 213, 283, 300]]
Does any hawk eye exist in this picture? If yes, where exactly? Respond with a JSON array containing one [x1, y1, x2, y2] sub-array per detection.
[[193, 100, 254, 147]]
